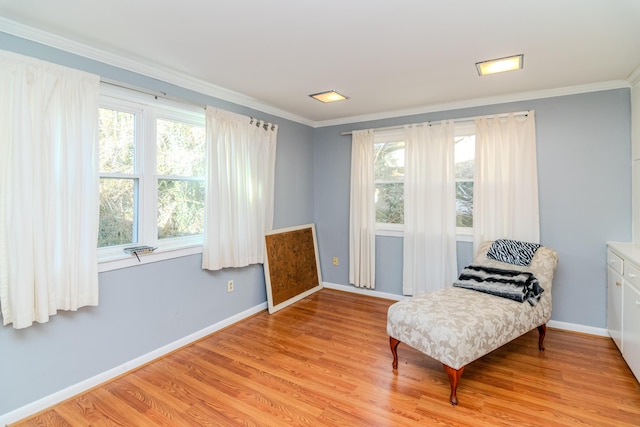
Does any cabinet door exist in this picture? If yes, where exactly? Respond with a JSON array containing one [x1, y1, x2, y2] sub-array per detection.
[[623, 282, 640, 382], [608, 267, 623, 351]]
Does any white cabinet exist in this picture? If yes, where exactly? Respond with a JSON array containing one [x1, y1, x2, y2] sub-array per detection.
[[623, 280, 640, 380], [607, 243, 640, 383], [607, 250, 623, 350]]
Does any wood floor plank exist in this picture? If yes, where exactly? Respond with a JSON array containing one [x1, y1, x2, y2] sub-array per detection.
[[188, 346, 327, 418], [11, 288, 640, 426]]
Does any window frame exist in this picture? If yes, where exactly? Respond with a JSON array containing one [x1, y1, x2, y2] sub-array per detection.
[[97, 85, 205, 272], [373, 128, 406, 232], [373, 122, 475, 242], [453, 122, 475, 241]]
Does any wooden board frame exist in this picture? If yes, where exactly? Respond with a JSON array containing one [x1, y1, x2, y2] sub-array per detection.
[[264, 223, 323, 314]]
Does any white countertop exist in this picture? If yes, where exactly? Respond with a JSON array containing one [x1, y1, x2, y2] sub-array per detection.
[[608, 242, 640, 264]]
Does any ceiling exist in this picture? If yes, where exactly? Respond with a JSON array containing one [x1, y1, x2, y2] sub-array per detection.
[[1, 0, 639, 126]]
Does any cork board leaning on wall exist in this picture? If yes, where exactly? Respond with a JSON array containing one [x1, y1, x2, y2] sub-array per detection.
[[264, 223, 323, 314]]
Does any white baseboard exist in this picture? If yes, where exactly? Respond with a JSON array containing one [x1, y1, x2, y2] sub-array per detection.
[[323, 281, 611, 338], [0, 302, 268, 427], [547, 320, 609, 337], [322, 281, 407, 301]]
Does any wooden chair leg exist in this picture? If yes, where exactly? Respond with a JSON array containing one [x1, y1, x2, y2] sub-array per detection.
[[389, 337, 400, 369], [537, 324, 547, 351], [442, 364, 464, 406]]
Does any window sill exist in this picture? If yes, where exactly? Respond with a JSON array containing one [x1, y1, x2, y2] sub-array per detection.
[[456, 233, 473, 243], [98, 243, 203, 273]]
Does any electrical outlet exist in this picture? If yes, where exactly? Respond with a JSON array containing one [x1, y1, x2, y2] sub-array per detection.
[[227, 280, 234, 292], [333, 256, 339, 266]]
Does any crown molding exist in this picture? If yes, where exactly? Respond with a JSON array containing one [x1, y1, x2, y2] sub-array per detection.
[[628, 64, 640, 87], [313, 80, 631, 128], [0, 17, 315, 127]]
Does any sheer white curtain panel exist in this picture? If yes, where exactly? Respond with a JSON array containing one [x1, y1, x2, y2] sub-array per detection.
[[473, 112, 539, 252], [349, 129, 376, 288], [202, 108, 277, 271], [402, 122, 457, 295], [0, 50, 100, 329]]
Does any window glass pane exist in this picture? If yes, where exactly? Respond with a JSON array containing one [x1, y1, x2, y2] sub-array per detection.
[[456, 181, 474, 227], [376, 183, 404, 224], [99, 108, 135, 174], [99, 178, 137, 247], [455, 135, 475, 228], [374, 141, 405, 182], [157, 179, 205, 239], [375, 140, 404, 224], [455, 135, 475, 179], [156, 119, 205, 176]]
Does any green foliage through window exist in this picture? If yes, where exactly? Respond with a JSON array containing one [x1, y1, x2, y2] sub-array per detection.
[[98, 101, 206, 249], [372, 132, 475, 229], [374, 140, 404, 224], [455, 135, 475, 228], [157, 179, 204, 239], [98, 108, 137, 247]]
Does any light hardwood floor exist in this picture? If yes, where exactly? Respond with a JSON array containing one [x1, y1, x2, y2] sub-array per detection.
[[12, 288, 640, 426]]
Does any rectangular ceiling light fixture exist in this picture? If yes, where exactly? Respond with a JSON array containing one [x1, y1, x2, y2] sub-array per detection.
[[309, 90, 348, 103], [476, 54, 523, 76]]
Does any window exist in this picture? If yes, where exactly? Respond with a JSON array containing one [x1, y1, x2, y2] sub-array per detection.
[[374, 130, 405, 225], [454, 134, 475, 231], [373, 125, 475, 237], [98, 87, 205, 268], [98, 107, 138, 247], [155, 118, 206, 239]]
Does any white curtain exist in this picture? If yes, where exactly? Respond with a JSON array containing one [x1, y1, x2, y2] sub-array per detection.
[[349, 129, 376, 288], [473, 112, 539, 252], [402, 122, 457, 295], [0, 50, 100, 329], [202, 108, 278, 271]]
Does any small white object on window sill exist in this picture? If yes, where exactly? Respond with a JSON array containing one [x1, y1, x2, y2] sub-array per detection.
[[123, 246, 157, 261]]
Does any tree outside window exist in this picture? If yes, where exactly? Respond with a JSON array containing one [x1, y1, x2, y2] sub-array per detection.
[[374, 140, 405, 224], [455, 135, 475, 228], [373, 129, 475, 233], [98, 100, 205, 251]]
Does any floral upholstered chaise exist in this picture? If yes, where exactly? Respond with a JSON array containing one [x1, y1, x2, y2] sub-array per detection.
[[386, 240, 559, 405]]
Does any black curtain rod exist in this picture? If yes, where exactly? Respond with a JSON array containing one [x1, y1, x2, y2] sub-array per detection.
[[100, 79, 206, 109], [340, 110, 530, 136], [101, 79, 278, 130]]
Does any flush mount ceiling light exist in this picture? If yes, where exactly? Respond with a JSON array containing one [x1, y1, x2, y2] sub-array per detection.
[[476, 54, 524, 76], [309, 90, 349, 103]]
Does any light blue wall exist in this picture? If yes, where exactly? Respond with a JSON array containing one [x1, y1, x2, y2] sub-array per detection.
[[0, 31, 632, 420], [0, 33, 315, 417], [314, 89, 632, 328]]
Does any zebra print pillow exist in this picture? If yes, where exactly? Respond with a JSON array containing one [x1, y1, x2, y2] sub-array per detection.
[[487, 239, 541, 266]]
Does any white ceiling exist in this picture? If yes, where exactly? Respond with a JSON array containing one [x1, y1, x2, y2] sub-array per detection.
[[1, 0, 639, 126]]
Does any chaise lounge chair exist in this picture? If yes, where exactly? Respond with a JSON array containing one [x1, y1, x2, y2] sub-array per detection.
[[386, 240, 559, 405]]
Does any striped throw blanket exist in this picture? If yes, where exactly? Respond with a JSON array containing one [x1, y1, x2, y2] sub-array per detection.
[[453, 264, 544, 306]]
